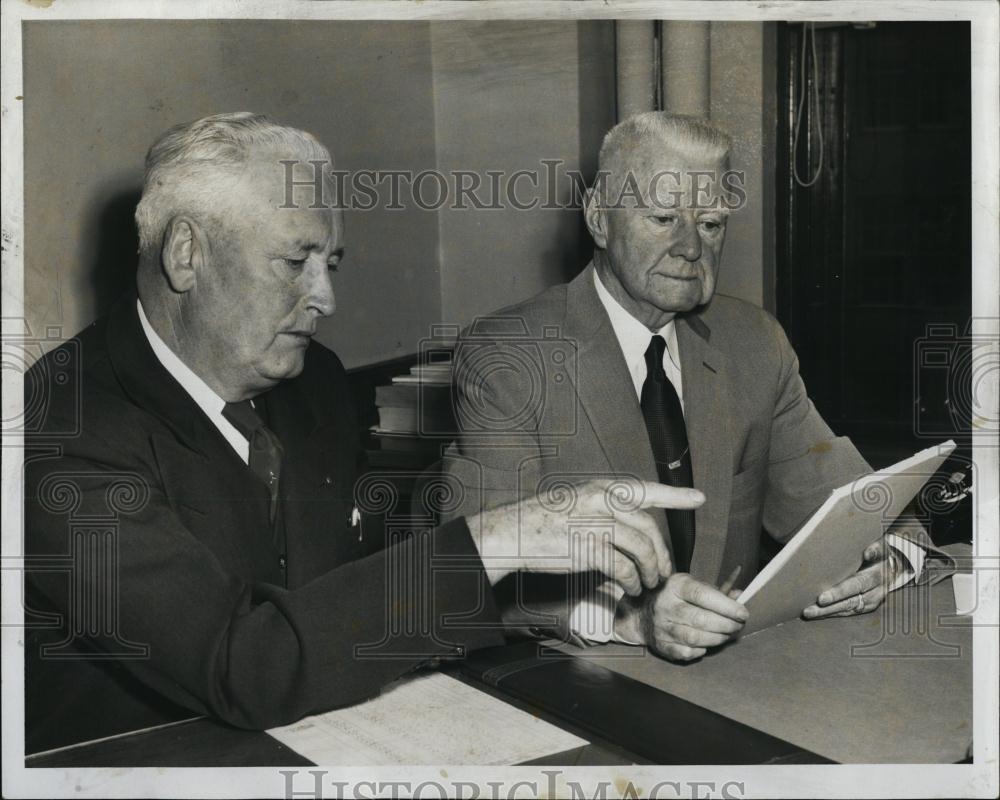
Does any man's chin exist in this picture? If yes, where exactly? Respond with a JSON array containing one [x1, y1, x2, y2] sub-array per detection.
[[257, 353, 307, 385], [655, 284, 708, 314]]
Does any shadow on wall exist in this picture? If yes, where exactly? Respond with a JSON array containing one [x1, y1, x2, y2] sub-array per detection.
[[538, 207, 593, 288], [570, 212, 595, 281], [87, 186, 142, 315]]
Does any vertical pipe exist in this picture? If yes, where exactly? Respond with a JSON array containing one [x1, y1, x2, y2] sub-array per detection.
[[661, 20, 711, 117], [615, 20, 656, 121]]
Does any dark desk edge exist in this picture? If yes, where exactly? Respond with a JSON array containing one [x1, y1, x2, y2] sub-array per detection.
[[457, 641, 834, 765]]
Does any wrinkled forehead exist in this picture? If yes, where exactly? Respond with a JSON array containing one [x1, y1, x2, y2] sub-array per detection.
[[602, 141, 732, 212], [221, 158, 344, 242], [245, 155, 339, 209]]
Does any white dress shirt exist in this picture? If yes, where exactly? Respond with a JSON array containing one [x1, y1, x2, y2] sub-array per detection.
[[592, 269, 685, 408], [137, 299, 250, 465], [570, 270, 922, 642]]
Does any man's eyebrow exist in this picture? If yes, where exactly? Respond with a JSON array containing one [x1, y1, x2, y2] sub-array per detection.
[[289, 239, 345, 256]]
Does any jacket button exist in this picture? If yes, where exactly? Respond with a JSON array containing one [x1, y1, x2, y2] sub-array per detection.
[[278, 556, 287, 569], [323, 476, 333, 486]]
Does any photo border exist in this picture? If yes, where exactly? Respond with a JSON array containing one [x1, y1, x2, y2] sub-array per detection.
[[2, 1, 997, 797]]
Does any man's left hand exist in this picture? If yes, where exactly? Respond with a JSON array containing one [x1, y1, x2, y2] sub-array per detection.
[[802, 539, 905, 619]]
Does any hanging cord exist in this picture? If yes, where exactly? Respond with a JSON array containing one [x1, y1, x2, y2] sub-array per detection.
[[793, 22, 825, 187]]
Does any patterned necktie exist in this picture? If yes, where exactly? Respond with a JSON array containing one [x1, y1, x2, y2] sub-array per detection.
[[640, 334, 696, 572], [222, 400, 284, 529]]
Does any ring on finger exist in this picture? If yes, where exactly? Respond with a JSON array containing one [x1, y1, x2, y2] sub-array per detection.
[[854, 593, 865, 613]]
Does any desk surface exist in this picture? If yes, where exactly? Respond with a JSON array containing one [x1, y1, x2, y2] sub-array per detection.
[[27, 624, 965, 768], [27, 651, 825, 768], [552, 560, 973, 763], [28, 559, 971, 768]]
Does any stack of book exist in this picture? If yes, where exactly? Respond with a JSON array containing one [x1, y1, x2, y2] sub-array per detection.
[[369, 363, 456, 467]]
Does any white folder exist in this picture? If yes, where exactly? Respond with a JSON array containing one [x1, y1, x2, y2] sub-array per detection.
[[738, 440, 956, 635]]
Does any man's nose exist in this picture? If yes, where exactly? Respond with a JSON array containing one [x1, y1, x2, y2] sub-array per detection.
[[305, 264, 336, 317], [668, 216, 702, 262]]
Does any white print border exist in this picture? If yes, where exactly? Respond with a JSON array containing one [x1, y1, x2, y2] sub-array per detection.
[[2, 2, 996, 799]]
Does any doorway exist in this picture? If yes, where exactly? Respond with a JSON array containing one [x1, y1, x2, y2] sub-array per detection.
[[775, 21, 972, 470]]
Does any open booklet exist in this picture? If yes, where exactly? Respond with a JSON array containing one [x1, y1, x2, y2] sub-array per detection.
[[737, 440, 956, 636]]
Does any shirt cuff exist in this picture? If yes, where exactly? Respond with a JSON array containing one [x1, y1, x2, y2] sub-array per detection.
[[884, 533, 925, 591], [568, 581, 626, 643]]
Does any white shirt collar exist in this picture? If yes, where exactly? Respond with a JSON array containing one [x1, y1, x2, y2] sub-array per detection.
[[593, 268, 683, 402], [136, 299, 250, 463]]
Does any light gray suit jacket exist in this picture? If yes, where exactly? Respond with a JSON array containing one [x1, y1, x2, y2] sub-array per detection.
[[442, 264, 937, 601]]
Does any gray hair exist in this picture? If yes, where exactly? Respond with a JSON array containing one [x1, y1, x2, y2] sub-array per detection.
[[597, 112, 731, 192], [135, 112, 332, 257]]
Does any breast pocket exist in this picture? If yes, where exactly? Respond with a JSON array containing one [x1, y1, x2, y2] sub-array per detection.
[[730, 456, 767, 507]]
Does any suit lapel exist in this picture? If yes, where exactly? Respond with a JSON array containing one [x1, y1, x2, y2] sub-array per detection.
[[259, 374, 327, 514], [106, 292, 249, 470], [563, 266, 658, 484], [260, 364, 354, 585], [677, 312, 733, 583], [561, 266, 672, 558]]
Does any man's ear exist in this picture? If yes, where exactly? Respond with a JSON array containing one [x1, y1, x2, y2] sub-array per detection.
[[161, 216, 208, 293], [583, 187, 608, 250]]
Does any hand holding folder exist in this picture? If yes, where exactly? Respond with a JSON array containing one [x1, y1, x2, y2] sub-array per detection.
[[612, 570, 749, 662], [801, 537, 906, 619]]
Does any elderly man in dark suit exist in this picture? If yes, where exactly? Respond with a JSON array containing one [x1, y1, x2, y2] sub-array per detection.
[[23, 112, 693, 753], [444, 113, 945, 662]]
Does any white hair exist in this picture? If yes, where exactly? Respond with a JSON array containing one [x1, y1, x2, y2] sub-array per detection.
[[597, 112, 732, 190], [135, 112, 333, 257]]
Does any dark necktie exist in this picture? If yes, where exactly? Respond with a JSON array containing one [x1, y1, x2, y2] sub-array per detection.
[[222, 400, 284, 530], [640, 334, 696, 572]]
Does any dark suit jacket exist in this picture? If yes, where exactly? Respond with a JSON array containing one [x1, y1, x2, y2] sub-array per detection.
[[442, 265, 939, 625], [24, 293, 504, 754]]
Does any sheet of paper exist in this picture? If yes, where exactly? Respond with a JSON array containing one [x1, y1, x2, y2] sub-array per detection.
[[267, 670, 586, 765], [737, 440, 955, 635]]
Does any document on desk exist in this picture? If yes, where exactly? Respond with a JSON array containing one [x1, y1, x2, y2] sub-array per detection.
[[267, 670, 586, 765], [737, 439, 955, 635]]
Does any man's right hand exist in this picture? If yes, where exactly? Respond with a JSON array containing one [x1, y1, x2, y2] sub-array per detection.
[[468, 479, 704, 596], [612, 573, 749, 661]]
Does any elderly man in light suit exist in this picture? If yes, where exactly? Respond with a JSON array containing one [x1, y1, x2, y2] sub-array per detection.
[[444, 113, 944, 661]]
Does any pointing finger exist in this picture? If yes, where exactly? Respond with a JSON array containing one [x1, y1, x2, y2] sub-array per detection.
[[636, 482, 705, 511]]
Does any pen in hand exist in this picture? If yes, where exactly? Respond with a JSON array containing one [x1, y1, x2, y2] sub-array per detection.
[[719, 565, 742, 599], [719, 565, 746, 643]]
